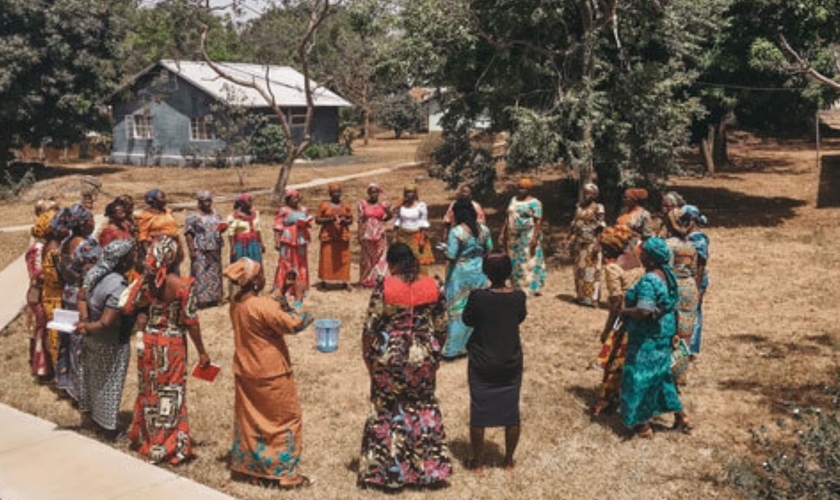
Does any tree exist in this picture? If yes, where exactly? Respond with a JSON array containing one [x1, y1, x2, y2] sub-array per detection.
[[208, 86, 267, 185], [372, 93, 424, 139], [0, 0, 127, 170], [401, 0, 729, 202]]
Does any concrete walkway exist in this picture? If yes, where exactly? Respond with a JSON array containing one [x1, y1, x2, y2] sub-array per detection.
[[0, 404, 236, 500]]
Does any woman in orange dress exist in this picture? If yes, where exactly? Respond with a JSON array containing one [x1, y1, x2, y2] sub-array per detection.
[[225, 258, 311, 488], [122, 236, 211, 465], [136, 189, 179, 261], [315, 183, 353, 289]]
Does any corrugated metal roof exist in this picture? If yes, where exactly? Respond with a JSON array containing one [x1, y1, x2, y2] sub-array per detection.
[[160, 60, 352, 108]]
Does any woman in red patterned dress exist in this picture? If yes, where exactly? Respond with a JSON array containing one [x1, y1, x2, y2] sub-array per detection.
[[121, 236, 212, 465]]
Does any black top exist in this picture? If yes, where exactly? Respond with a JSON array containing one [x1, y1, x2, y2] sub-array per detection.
[[463, 288, 527, 381]]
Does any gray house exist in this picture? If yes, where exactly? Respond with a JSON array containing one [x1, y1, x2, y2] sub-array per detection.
[[108, 60, 352, 166]]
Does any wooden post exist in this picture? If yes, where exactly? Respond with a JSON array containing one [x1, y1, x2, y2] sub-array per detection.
[[815, 109, 821, 172]]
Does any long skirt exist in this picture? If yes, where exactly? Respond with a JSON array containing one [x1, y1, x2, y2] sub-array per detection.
[[318, 239, 350, 282], [274, 243, 309, 292], [509, 230, 545, 294], [83, 335, 130, 430], [358, 382, 452, 488], [573, 241, 602, 305], [43, 287, 63, 370], [129, 329, 194, 465], [27, 289, 52, 378], [469, 365, 521, 428], [191, 249, 223, 305], [57, 287, 85, 406], [233, 234, 263, 264], [396, 228, 434, 276], [690, 305, 704, 355], [593, 326, 628, 407], [442, 258, 487, 358], [230, 374, 304, 486], [359, 238, 387, 287], [620, 337, 683, 427], [676, 277, 699, 344]]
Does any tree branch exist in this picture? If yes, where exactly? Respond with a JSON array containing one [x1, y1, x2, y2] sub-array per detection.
[[777, 31, 840, 92]]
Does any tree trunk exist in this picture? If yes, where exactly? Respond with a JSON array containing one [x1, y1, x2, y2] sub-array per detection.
[[578, 123, 594, 203], [700, 125, 716, 176], [713, 112, 732, 168], [272, 160, 293, 205], [363, 107, 371, 146]]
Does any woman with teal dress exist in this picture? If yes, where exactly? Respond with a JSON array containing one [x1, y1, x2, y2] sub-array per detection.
[[681, 205, 709, 356], [619, 238, 690, 438], [442, 199, 492, 358], [499, 179, 545, 296]]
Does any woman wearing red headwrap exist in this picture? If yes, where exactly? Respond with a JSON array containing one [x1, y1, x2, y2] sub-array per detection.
[[273, 189, 313, 292], [616, 188, 653, 242]]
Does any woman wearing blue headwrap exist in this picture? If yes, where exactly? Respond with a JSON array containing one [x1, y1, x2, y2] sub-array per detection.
[[681, 205, 710, 356], [619, 238, 689, 438]]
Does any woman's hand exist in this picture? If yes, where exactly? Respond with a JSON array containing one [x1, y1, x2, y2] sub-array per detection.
[[529, 238, 538, 257], [75, 322, 88, 335], [198, 353, 211, 368]]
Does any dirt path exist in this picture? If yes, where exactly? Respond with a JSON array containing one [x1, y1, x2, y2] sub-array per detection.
[[0, 139, 838, 499]]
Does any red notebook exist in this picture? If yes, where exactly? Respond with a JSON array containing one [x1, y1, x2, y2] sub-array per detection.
[[191, 362, 221, 382]]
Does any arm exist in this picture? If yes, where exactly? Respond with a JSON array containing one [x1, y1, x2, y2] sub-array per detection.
[[78, 307, 120, 335], [601, 296, 622, 342], [530, 216, 542, 255], [185, 233, 196, 261], [418, 202, 430, 250], [445, 227, 459, 261], [361, 281, 386, 375], [315, 203, 333, 225], [186, 322, 211, 367]]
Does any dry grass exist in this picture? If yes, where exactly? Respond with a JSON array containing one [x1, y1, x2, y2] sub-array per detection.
[[0, 231, 30, 271], [1, 137, 839, 499]]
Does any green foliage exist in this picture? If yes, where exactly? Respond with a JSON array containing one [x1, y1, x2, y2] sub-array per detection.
[[0, 167, 36, 200], [506, 109, 560, 171], [0, 0, 127, 167], [301, 142, 351, 160], [431, 124, 497, 201], [250, 124, 289, 164], [372, 93, 424, 138], [728, 407, 840, 499]]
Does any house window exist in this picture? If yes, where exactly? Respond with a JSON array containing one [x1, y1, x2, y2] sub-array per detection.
[[290, 110, 307, 128], [131, 115, 153, 140], [190, 117, 212, 141]]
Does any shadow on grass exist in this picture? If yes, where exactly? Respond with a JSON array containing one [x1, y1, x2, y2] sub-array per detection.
[[448, 437, 505, 468], [6, 162, 125, 183], [566, 385, 628, 438]]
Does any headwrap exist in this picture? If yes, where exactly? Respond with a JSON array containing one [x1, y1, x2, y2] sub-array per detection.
[[662, 191, 685, 208], [599, 226, 634, 254], [641, 237, 678, 310], [236, 193, 252, 204], [518, 178, 533, 189], [680, 205, 707, 226], [31, 209, 57, 240], [223, 257, 262, 286], [367, 183, 383, 194], [403, 184, 418, 193], [74, 238, 102, 269], [624, 188, 648, 202], [583, 183, 599, 197], [115, 194, 134, 212], [55, 203, 93, 235], [34, 199, 48, 216], [284, 188, 300, 201], [196, 190, 212, 201], [144, 189, 163, 206], [84, 238, 135, 291], [146, 236, 179, 288], [327, 183, 341, 192]]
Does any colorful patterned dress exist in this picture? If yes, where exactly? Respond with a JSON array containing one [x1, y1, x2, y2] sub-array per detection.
[[571, 201, 606, 305], [619, 272, 683, 427], [394, 202, 435, 275], [506, 197, 546, 294], [98, 223, 132, 247], [358, 200, 390, 287], [316, 201, 353, 283], [442, 223, 492, 358], [185, 210, 224, 305], [227, 210, 263, 264], [42, 245, 64, 370], [125, 277, 199, 464], [616, 206, 653, 241], [687, 230, 710, 355], [666, 237, 699, 346], [25, 239, 51, 377], [273, 206, 311, 291], [358, 276, 452, 489], [593, 264, 644, 409]]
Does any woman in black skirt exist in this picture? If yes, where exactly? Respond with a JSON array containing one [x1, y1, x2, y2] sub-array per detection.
[[463, 252, 527, 470]]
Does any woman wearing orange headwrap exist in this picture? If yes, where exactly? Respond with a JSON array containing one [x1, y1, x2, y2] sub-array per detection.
[[499, 179, 545, 295], [591, 226, 644, 415], [315, 183, 353, 289], [273, 189, 313, 292], [616, 188, 653, 244]]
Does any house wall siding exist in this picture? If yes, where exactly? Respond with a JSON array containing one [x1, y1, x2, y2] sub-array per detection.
[[111, 68, 344, 166]]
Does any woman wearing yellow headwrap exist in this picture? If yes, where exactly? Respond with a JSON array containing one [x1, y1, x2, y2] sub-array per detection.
[[27, 208, 59, 379], [499, 179, 545, 295], [224, 258, 310, 488]]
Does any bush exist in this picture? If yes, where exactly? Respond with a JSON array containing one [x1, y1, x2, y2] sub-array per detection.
[[1, 166, 36, 200], [250, 124, 288, 164], [301, 142, 350, 160], [372, 93, 424, 139], [506, 108, 561, 171]]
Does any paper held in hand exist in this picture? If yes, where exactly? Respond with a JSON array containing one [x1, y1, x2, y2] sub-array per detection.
[[46, 309, 80, 333], [192, 362, 221, 382]]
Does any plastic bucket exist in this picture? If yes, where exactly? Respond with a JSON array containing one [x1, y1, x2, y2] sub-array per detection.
[[314, 318, 340, 353]]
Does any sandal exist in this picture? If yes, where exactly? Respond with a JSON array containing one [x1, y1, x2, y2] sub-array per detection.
[[635, 424, 654, 439], [673, 414, 693, 434]]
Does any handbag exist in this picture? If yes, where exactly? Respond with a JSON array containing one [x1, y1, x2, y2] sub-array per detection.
[[671, 338, 691, 378]]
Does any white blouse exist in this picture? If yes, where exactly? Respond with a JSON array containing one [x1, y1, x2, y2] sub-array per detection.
[[394, 202, 430, 231]]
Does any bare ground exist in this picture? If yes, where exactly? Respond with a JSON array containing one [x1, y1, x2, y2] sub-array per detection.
[[1, 137, 838, 499]]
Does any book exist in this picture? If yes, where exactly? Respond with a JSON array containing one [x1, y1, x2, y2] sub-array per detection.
[[191, 362, 221, 382]]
